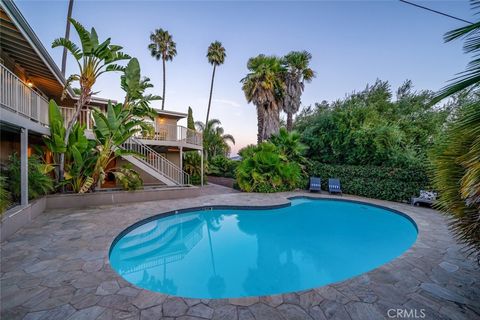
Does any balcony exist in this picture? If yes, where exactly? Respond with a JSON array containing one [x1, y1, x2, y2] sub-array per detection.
[[60, 107, 203, 149], [0, 64, 49, 127], [142, 122, 203, 148]]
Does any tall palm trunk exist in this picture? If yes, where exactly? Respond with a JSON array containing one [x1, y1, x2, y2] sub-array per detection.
[[162, 57, 166, 110], [256, 104, 265, 144], [286, 112, 293, 132], [61, 0, 74, 77], [205, 64, 216, 127], [262, 102, 280, 141]]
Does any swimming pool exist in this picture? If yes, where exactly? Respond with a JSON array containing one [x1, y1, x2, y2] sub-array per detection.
[[109, 197, 417, 299]]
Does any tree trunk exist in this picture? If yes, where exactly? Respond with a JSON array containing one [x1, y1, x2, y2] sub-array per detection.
[[162, 57, 166, 110], [262, 103, 280, 141], [256, 105, 265, 144], [286, 112, 293, 131], [58, 89, 90, 191], [61, 0, 74, 77], [205, 64, 216, 127]]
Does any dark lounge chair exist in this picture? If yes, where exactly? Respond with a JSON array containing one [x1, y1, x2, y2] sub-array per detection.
[[328, 178, 342, 195], [309, 177, 321, 192]]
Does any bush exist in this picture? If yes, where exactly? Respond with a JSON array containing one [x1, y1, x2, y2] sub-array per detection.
[[183, 151, 206, 185], [308, 161, 430, 202], [0, 175, 11, 213], [208, 155, 238, 178], [6, 153, 54, 201], [236, 142, 305, 193], [113, 164, 143, 191]]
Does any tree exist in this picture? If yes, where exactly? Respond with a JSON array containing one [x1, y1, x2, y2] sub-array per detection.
[[148, 28, 177, 110], [90, 58, 158, 190], [430, 0, 480, 260], [241, 55, 286, 143], [282, 51, 315, 131], [205, 41, 226, 126], [431, 102, 480, 259], [187, 106, 195, 130], [294, 80, 448, 167], [52, 19, 130, 189], [433, 0, 480, 102], [61, 0, 74, 77], [195, 119, 235, 159]]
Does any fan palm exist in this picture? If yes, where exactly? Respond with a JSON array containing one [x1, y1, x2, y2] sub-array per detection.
[[195, 119, 235, 158], [241, 55, 285, 143], [430, 0, 480, 260], [148, 28, 177, 110], [282, 51, 315, 131], [205, 41, 226, 127], [52, 18, 130, 187], [433, 1, 480, 102]]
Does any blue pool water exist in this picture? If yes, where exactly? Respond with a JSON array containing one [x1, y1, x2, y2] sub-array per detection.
[[109, 198, 417, 299]]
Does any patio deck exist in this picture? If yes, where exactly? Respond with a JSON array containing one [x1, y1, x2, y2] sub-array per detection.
[[1, 189, 479, 320]]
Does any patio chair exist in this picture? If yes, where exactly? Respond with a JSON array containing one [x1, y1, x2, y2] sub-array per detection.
[[328, 178, 342, 195], [309, 177, 321, 192], [411, 190, 437, 207]]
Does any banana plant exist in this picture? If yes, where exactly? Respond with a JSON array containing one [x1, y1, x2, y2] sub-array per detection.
[[52, 19, 130, 188], [91, 101, 151, 186], [89, 58, 158, 188]]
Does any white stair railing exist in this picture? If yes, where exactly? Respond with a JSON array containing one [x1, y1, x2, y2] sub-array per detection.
[[121, 137, 190, 185]]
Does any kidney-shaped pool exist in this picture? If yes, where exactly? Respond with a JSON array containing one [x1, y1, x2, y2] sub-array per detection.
[[109, 197, 417, 299]]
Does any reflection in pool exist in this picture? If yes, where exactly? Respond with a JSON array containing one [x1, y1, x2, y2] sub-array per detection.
[[109, 198, 417, 299]]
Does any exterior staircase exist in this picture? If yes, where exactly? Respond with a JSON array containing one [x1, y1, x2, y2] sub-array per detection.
[[120, 137, 190, 186]]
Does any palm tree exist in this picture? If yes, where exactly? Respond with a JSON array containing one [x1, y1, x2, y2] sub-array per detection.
[[148, 28, 177, 110], [430, 0, 480, 260], [52, 19, 130, 188], [205, 41, 226, 126], [433, 3, 480, 103], [195, 119, 235, 158], [241, 55, 285, 143], [282, 51, 315, 131], [61, 0, 74, 77]]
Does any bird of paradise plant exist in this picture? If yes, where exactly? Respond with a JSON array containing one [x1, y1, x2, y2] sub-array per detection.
[[52, 18, 130, 188]]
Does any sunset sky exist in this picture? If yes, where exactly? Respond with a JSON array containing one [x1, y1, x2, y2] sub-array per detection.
[[17, 0, 473, 155]]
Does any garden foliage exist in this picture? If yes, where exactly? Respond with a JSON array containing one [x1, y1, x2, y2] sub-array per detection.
[[309, 162, 429, 202], [208, 155, 238, 178], [236, 129, 307, 192]]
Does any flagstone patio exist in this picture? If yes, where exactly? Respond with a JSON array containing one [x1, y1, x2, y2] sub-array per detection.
[[1, 186, 479, 320]]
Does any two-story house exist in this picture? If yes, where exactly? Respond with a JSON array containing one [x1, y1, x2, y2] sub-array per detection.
[[0, 0, 202, 207]]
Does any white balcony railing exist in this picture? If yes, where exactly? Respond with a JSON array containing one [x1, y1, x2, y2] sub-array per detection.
[[142, 122, 203, 147], [0, 64, 49, 126], [60, 106, 203, 148], [60, 107, 94, 130]]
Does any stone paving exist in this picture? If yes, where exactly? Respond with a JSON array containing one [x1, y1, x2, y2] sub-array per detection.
[[1, 185, 479, 320]]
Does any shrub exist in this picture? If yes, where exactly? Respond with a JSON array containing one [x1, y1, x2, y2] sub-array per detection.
[[113, 164, 143, 191], [208, 155, 238, 178], [308, 161, 430, 202], [236, 142, 304, 193], [6, 153, 54, 201], [183, 151, 206, 185], [0, 176, 11, 213]]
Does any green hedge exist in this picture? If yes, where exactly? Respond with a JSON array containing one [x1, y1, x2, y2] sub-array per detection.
[[308, 162, 430, 202]]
